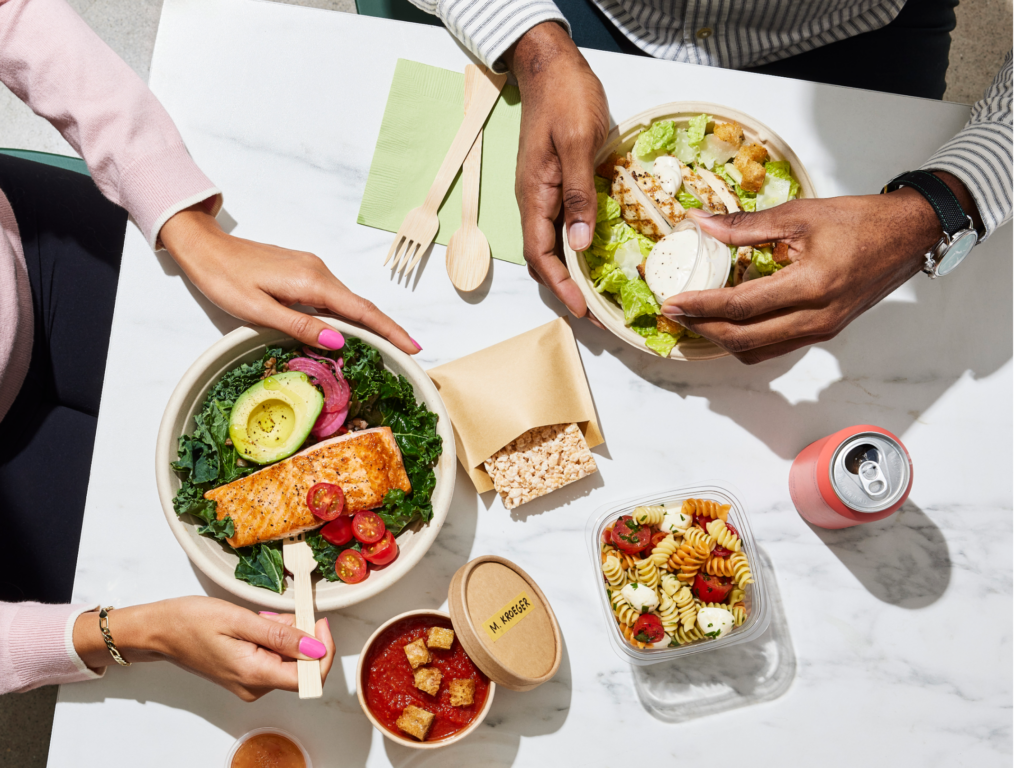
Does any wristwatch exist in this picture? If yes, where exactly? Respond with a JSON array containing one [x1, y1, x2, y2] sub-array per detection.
[[882, 170, 977, 278]]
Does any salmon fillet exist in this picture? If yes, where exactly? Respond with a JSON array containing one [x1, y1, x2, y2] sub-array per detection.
[[206, 427, 412, 549]]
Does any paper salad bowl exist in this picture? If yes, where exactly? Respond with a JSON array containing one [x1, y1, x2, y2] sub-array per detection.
[[564, 101, 818, 362], [155, 318, 457, 611]]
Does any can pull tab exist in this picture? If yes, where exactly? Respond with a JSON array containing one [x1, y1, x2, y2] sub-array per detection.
[[857, 461, 888, 498]]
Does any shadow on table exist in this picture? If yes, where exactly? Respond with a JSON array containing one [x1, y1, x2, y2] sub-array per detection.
[[631, 550, 796, 723], [808, 499, 951, 608], [384, 627, 572, 767], [565, 218, 1011, 461]]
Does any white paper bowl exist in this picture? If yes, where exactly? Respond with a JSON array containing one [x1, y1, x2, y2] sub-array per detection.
[[565, 101, 818, 362], [155, 318, 457, 611]]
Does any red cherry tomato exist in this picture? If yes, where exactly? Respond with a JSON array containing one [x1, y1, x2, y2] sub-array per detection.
[[641, 530, 669, 558], [364, 531, 398, 566], [335, 549, 367, 583], [694, 572, 734, 603], [320, 516, 353, 546], [610, 519, 651, 555], [632, 613, 665, 644], [306, 482, 346, 521], [694, 514, 713, 532], [711, 545, 732, 558], [602, 527, 614, 545], [352, 510, 386, 544], [724, 522, 741, 541]]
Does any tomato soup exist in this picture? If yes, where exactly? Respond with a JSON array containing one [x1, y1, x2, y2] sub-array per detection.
[[361, 615, 491, 742], [230, 732, 306, 768]]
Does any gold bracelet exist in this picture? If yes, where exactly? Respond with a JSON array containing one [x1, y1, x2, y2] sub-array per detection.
[[98, 606, 131, 667]]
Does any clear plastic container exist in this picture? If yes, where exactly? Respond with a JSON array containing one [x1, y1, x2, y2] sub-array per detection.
[[587, 482, 771, 666], [224, 728, 311, 768]]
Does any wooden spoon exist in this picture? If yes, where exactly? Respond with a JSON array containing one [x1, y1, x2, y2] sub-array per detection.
[[446, 64, 494, 292], [282, 533, 322, 699]]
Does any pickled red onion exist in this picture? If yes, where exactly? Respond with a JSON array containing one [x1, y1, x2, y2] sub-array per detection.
[[286, 357, 351, 438]]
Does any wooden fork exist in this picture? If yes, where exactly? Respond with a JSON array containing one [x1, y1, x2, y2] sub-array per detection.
[[282, 533, 322, 699], [384, 64, 506, 279]]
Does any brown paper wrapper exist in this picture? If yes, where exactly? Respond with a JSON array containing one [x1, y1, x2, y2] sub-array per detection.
[[428, 317, 604, 494]]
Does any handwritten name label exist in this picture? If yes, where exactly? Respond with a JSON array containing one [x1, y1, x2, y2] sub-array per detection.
[[483, 591, 534, 642]]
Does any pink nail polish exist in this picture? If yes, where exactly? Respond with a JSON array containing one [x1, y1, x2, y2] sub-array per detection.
[[410, 338, 422, 352], [299, 636, 327, 660], [318, 328, 345, 350], [259, 611, 279, 616], [568, 222, 591, 251]]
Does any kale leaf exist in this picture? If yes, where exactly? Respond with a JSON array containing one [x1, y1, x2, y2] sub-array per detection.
[[306, 532, 361, 582], [234, 542, 285, 593]]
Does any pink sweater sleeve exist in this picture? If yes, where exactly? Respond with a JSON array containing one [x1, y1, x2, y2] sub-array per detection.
[[0, 603, 105, 694], [0, 0, 222, 248]]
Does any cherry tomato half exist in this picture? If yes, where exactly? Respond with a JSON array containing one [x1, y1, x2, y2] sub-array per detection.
[[694, 514, 713, 533], [335, 549, 367, 583], [321, 515, 353, 546], [641, 530, 669, 558], [711, 545, 732, 558], [306, 482, 346, 521], [364, 531, 398, 566], [633, 613, 665, 644], [352, 510, 386, 544], [694, 572, 734, 603], [610, 518, 651, 555], [602, 527, 614, 545], [723, 522, 742, 542]]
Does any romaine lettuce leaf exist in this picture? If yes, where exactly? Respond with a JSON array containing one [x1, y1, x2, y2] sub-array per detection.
[[676, 190, 703, 209], [752, 248, 783, 275], [596, 192, 621, 223], [765, 160, 801, 200], [645, 331, 681, 357], [593, 263, 630, 293], [595, 175, 611, 195], [686, 114, 712, 146], [755, 174, 791, 211], [614, 238, 645, 279], [634, 120, 677, 157], [621, 278, 661, 325]]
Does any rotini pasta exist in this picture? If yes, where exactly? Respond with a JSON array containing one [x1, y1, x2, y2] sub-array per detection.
[[632, 505, 666, 526], [600, 497, 755, 651], [707, 519, 742, 551], [730, 552, 753, 588], [602, 553, 627, 588]]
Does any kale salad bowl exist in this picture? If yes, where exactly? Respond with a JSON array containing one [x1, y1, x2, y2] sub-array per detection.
[[155, 318, 457, 611]]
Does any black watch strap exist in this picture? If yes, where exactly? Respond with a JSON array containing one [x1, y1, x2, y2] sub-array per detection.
[[882, 170, 970, 235]]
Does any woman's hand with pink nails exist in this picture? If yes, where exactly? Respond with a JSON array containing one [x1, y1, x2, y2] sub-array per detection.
[[159, 205, 419, 354], [72, 597, 337, 702]]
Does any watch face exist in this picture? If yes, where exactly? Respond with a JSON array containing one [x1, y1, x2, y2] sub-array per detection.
[[936, 230, 977, 277]]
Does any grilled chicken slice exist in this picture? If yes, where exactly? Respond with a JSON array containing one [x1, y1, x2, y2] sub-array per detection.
[[611, 166, 673, 241], [680, 165, 728, 215], [207, 427, 412, 549], [733, 246, 753, 285], [624, 154, 687, 226], [694, 167, 742, 214]]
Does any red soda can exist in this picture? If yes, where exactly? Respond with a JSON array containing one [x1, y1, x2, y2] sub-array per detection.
[[789, 425, 913, 529]]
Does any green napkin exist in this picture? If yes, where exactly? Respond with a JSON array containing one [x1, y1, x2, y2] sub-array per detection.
[[358, 59, 525, 265]]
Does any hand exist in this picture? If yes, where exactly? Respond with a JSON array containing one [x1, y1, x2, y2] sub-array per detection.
[[504, 22, 610, 318], [160, 207, 420, 354], [72, 597, 336, 701], [660, 181, 972, 364]]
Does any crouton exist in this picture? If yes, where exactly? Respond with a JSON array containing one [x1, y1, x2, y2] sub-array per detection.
[[403, 638, 431, 669], [426, 627, 454, 650], [713, 121, 744, 148], [413, 667, 442, 696], [596, 153, 627, 180], [772, 242, 792, 266], [637, 260, 646, 280], [396, 705, 434, 741], [656, 314, 685, 335], [734, 144, 769, 193], [449, 678, 476, 707]]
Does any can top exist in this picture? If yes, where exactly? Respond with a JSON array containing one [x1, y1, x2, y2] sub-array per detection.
[[447, 555, 562, 692], [830, 432, 910, 513]]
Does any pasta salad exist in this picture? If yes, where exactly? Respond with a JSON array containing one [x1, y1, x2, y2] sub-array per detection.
[[600, 498, 754, 649]]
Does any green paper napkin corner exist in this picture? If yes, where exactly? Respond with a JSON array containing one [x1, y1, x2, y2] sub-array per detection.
[[357, 59, 525, 266]]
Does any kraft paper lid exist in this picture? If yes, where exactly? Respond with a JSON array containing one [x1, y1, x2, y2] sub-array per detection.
[[447, 556, 562, 692]]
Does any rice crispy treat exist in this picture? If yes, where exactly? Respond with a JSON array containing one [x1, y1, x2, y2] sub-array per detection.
[[483, 423, 598, 510]]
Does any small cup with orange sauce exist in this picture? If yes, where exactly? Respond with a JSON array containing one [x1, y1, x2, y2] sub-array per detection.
[[355, 556, 562, 749], [225, 728, 311, 768]]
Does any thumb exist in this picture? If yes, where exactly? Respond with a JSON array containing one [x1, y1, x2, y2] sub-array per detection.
[[242, 612, 328, 661], [254, 297, 347, 351], [559, 140, 601, 254], [685, 206, 796, 247]]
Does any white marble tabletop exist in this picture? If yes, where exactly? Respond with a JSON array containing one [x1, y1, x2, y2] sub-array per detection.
[[48, 0, 1012, 765]]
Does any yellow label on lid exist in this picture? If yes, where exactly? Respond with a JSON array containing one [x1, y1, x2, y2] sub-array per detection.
[[482, 591, 534, 642]]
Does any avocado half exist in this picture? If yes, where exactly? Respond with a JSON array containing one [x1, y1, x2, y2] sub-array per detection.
[[228, 371, 324, 465]]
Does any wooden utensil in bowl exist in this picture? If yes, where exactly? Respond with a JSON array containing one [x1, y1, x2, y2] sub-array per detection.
[[282, 533, 322, 699], [445, 65, 492, 292]]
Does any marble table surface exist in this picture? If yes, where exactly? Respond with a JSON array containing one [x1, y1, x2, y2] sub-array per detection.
[[48, 0, 1012, 765]]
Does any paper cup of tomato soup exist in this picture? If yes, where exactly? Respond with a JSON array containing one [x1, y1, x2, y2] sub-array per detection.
[[225, 728, 311, 768], [356, 556, 562, 748]]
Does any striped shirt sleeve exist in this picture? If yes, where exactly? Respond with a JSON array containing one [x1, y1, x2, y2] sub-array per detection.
[[405, 0, 569, 71], [923, 52, 1013, 241]]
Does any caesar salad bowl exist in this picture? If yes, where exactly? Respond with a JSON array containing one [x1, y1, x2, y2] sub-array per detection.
[[564, 101, 817, 362], [155, 317, 457, 611]]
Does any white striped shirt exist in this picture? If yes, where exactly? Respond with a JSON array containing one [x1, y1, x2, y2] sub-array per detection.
[[409, 0, 1012, 239]]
